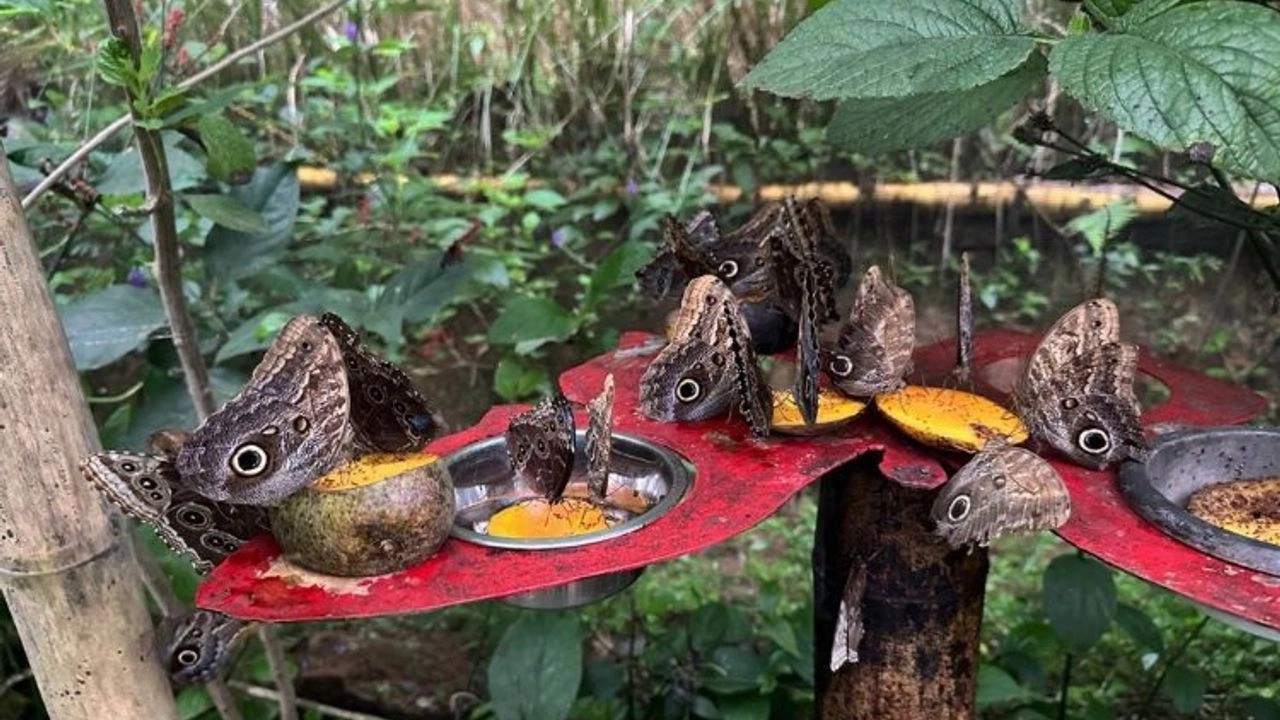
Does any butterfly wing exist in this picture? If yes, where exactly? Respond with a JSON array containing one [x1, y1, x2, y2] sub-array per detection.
[[81, 453, 270, 573], [320, 312, 438, 453], [831, 560, 868, 673], [822, 265, 915, 397], [1014, 299, 1145, 469], [177, 315, 351, 506], [161, 610, 254, 685], [930, 446, 1070, 548], [506, 390, 576, 502], [585, 374, 615, 501], [640, 276, 770, 436]]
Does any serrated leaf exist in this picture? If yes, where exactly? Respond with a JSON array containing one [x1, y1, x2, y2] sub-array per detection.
[[1115, 603, 1163, 652], [95, 36, 136, 90], [745, 0, 1037, 100], [1050, 2, 1280, 181], [487, 296, 578, 353], [976, 664, 1035, 707], [1161, 664, 1207, 714], [196, 112, 256, 184], [1042, 554, 1116, 653], [59, 285, 168, 370], [183, 193, 269, 234], [487, 612, 582, 720], [829, 52, 1045, 154], [203, 163, 300, 282]]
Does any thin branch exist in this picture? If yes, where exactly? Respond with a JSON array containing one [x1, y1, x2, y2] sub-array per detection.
[[257, 625, 298, 720], [227, 682, 394, 720], [22, 0, 351, 210]]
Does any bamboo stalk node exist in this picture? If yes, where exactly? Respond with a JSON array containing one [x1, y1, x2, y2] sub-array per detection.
[[0, 533, 119, 578]]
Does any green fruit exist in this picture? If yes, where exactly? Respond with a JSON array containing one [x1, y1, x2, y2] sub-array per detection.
[[270, 453, 455, 577]]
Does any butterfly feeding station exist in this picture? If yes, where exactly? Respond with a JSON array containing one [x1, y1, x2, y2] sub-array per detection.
[[197, 329, 1273, 719]]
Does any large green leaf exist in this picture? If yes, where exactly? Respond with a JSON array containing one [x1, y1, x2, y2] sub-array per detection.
[[1161, 664, 1207, 714], [745, 0, 1036, 100], [1042, 553, 1116, 653], [97, 133, 206, 195], [1050, 2, 1280, 181], [195, 112, 255, 184], [60, 284, 167, 370], [487, 612, 582, 720], [487, 296, 579, 354], [829, 52, 1045, 154], [120, 366, 247, 449], [182, 193, 269, 234], [976, 664, 1036, 707], [202, 163, 300, 282]]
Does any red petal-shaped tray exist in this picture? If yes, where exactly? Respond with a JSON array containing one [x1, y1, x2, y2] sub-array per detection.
[[197, 330, 1276, 629]]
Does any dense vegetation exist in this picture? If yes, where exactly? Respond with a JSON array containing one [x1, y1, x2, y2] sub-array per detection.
[[1, 0, 1277, 718]]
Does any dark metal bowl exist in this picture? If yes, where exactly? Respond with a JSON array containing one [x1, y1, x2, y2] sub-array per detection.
[[445, 431, 693, 609], [1118, 426, 1280, 576]]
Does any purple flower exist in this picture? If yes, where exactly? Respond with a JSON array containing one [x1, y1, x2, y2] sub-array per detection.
[[126, 267, 147, 288], [343, 20, 359, 43], [551, 227, 568, 249], [625, 178, 639, 196]]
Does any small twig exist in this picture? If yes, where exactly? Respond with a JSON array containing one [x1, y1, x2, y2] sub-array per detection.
[[1137, 615, 1211, 719], [207, 681, 247, 720], [257, 625, 298, 720], [226, 681, 393, 720], [22, 0, 351, 210], [0, 670, 33, 700], [1056, 652, 1074, 720]]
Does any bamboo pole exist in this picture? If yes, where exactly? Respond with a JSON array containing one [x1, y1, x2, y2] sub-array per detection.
[[0, 159, 178, 717]]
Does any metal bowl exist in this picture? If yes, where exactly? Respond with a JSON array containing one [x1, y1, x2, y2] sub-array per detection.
[[1118, 426, 1280, 576], [445, 431, 693, 609]]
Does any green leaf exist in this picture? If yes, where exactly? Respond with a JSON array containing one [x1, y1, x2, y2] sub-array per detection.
[[717, 695, 770, 720], [1049, 2, 1280, 181], [1243, 696, 1280, 720], [702, 647, 767, 695], [1115, 603, 1163, 652], [203, 163, 300, 282], [487, 612, 582, 720], [196, 112, 256, 184], [487, 296, 578, 354], [745, 0, 1037, 100], [175, 686, 213, 720], [493, 356, 548, 402], [215, 310, 296, 363], [1161, 664, 1207, 714], [378, 251, 472, 324], [121, 366, 247, 450], [97, 133, 206, 195], [585, 241, 652, 306], [1042, 554, 1116, 653], [59, 285, 167, 370], [95, 36, 137, 90], [183, 193, 269, 234], [976, 664, 1035, 707], [1065, 200, 1137, 255], [828, 52, 1045, 154], [137, 28, 163, 88], [523, 188, 568, 211]]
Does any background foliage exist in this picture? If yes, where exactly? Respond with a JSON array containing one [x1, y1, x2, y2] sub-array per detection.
[[1, 0, 1277, 718]]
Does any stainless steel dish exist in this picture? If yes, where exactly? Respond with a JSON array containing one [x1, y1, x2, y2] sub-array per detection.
[[446, 431, 693, 609]]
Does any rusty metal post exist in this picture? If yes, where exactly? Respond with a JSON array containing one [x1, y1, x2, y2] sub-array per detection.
[[813, 458, 989, 719], [0, 157, 179, 718]]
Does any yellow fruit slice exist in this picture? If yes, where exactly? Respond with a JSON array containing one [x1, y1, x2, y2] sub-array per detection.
[[487, 497, 614, 539], [771, 388, 868, 436], [311, 452, 439, 491], [1186, 477, 1280, 546], [875, 385, 1027, 453]]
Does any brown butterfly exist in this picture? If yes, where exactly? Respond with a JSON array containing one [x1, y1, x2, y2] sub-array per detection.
[[320, 312, 438, 453], [585, 374, 615, 501], [930, 444, 1070, 548], [1013, 298, 1146, 469], [821, 265, 915, 397], [506, 388, 576, 502], [160, 610, 254, 685], [830, 560, 868, 672], [639, 275, 772, 437]]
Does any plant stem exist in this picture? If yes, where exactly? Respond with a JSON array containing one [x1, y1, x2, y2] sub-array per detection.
[[258, 625, 298, 720], [1137, 615, 1211, 719], [1056, 652, 1074, 720]]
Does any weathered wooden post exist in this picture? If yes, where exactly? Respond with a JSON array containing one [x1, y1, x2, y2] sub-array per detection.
[[0, 158, 178, 718], [812, 460, 988, 719]]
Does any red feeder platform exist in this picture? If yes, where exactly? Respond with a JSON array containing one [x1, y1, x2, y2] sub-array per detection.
[[197, 330, 1276, 633]]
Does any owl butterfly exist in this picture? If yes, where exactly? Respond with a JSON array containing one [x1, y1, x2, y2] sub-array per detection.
[[821, 265, 916, 397], [160, 610, 254, 685], [931, 444, 1070, 548], [585, 374, 615, 502], [1013, 298, 1146, 469], [319, 312, 438, 453], [180, 313, 351, 505], [506, 388, 576, 502], [830, 560, 868, 672], [637, 208, 771, 302], [639, 275, 772, 437]]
